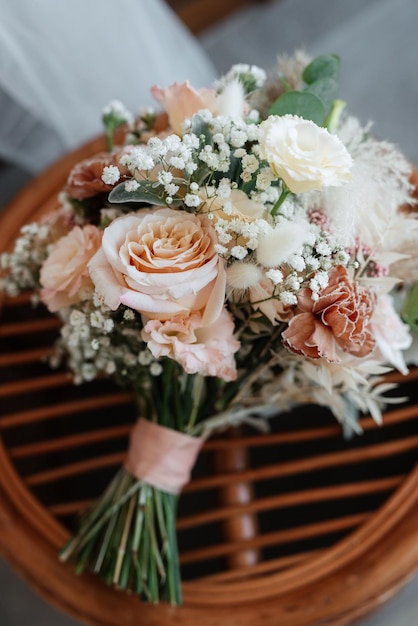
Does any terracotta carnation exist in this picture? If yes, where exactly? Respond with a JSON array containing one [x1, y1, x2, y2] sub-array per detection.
[[282, 265, 376, 362], [65, 151, 126, 200]]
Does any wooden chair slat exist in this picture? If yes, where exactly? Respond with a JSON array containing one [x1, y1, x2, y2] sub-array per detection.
[[179, 513, 369, 565], [184, 437, 418, 493], [176, 476, 403, 530]]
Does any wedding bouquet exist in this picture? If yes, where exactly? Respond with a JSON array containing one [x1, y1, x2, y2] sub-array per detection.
[[2, 52, 418, 605]]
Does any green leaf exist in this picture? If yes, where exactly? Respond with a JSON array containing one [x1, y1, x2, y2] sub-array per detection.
[[302, 54, 340, 84], [108, 181, 181, 207], [268, 91, 326, 125], [305, 76, 339, 111]]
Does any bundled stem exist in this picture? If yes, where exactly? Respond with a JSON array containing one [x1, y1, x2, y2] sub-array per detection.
[[60, 468, 182, 605]]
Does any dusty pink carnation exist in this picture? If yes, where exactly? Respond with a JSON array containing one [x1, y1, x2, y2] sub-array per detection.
[[142, 309, 240, 381]]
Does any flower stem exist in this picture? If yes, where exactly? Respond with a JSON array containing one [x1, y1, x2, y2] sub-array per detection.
[[271, 185, 290, 217], [61, 469, 183, 605], [185, 374, 205, 432], [324, 99, 346, 132], [162, 493, 182, 605], [113, 493, 136, 585]]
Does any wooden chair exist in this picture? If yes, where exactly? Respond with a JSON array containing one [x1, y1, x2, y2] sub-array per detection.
[[167, 0, 271, 35], [1, 135, 418, 625]]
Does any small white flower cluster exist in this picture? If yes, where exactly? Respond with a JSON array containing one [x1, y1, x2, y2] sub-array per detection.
[[211, 113, 259, 149], [102, 99, 134, 126], [101, 165, 120, 185], [213, 216, 268, 259], [55, 298, 161, 385], [119, 133, 202, 203], [0, 221, 53, 296], [119, 146, 155, 172], [114, 111, 266, 210], [214, 63, 267, 94]]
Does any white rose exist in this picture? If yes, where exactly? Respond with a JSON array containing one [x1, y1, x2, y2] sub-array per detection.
[[88, 208, 226, 326], [258, 114, 352, 193]]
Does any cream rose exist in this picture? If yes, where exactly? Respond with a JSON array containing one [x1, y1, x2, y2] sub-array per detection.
[[142, 308, 240, 381], [88, 208, 226, 325], [40, 224, 102, 312], [258, 114, 352, 193]]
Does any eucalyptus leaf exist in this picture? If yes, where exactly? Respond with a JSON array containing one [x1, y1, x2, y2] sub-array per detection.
[[109, 181, 181, 207], [305, 76, 339, 111], [268, 91, 326, 125], [302, 54, 340, 84]]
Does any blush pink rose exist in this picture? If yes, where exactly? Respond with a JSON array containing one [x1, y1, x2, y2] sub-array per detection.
[[150, 82, 218, 135], [40, 224, 102, 312], [88, 208, 226, 325], [142, 308, 240, 381], [282, 266, 376, 362]]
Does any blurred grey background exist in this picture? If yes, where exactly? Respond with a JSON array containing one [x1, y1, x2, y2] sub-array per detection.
[[1, 0, 418, 624]]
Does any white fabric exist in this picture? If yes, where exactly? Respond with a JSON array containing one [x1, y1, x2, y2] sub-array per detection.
[[0, 0, 217, 172]]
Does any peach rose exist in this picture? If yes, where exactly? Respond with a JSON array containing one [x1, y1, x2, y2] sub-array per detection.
[[65, 151, 127, 200], [282, 266, 376, 362], [88, 208, 226, 325], [40, 224, 102, 312], [150, 82, 218, 135], [142, 308, 240, 381]]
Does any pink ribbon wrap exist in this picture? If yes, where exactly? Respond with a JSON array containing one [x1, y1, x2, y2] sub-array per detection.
[[124, 418, 203, 494]]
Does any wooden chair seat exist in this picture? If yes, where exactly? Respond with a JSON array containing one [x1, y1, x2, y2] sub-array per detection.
[[1, 136, 418, 625]]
